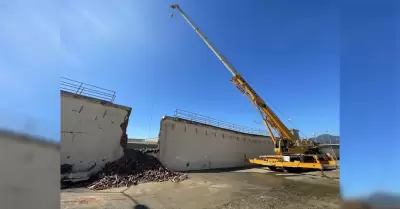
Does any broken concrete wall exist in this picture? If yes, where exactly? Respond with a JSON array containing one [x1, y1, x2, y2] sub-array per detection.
[[61, 91, 132, 182], [158, 116, 275, 171], [0, 130, 60, 209]]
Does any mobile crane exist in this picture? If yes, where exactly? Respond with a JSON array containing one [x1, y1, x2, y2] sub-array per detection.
[[169, 4, 336, 171]]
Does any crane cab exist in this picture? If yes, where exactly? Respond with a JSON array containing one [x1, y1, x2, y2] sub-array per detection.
[[274, 139, 289, 155], [274, 138, 311, 155]]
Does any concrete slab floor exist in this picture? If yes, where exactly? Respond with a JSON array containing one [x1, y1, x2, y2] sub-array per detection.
[[61, 168, 340, 209]]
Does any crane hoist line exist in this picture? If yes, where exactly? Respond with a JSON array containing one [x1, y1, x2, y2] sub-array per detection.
[[169, 4, 337, 172]]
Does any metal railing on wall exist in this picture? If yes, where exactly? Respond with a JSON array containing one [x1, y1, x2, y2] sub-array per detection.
[[173, 109, 268, 136], [60, 77, 116, 103]]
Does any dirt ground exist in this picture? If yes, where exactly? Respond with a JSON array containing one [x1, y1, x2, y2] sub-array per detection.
[[61, 167, 340, 209]]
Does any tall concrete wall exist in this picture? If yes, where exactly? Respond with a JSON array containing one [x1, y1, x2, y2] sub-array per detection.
[[0, 131, 60, 209], [61, 91, 132, 182], [158, 116, 275, 171]]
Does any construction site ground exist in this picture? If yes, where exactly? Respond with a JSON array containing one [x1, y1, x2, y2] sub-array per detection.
[[61, 165, 340, 209]]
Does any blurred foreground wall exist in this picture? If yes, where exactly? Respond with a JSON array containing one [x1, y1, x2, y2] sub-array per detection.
[[0, 131, 60, 209]]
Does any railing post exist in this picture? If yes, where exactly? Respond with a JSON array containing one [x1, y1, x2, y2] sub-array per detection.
[[61, 77, 116, 102], [75, 83, 83, 94]]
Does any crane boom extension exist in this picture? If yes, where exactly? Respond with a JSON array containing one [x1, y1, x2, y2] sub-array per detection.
[[170, 4, 295, 146]]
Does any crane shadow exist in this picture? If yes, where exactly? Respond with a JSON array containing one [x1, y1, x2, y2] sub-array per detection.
[[133, 205, 149, 209], [120, 187, 150, 209]]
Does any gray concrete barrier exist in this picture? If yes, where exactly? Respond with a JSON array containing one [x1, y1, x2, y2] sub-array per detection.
[[0, 130, 60, 209]]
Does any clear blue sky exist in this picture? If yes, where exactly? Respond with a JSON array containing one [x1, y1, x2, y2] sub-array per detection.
[[0, 0, 340, 140], [0, 0, 398, 199], [59, 0, 339, 140], [339, 1, 400, 199]]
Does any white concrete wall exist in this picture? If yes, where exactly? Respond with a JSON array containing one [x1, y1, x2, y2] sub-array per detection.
[[158, 117, 275, 171], [0, 131, 60, 209], [61, 91, 131, 182]]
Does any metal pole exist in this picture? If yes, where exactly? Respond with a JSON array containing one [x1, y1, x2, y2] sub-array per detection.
[[327, 130, 338, 162], [76, 83, 83, 94], [147, 94, 156, 139]]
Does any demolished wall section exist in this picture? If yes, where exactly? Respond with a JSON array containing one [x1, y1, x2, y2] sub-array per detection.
[[61, 91, 132, 182], [158, 116, 275, 171]]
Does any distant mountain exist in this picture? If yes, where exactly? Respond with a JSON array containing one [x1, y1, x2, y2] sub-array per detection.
[[310, 134, 340, 144], [342, 192, 400, 209], [364, 192, 400, 207]]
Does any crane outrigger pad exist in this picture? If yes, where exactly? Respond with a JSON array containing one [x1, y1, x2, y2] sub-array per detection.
[[249, 154, 337, 172]]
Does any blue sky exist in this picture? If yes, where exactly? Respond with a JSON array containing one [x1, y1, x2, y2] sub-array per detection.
[[0, 0, 398, 199], [0, 0, 340, 140], [65, 0, 339, 139], [339, 1, 400, 199]]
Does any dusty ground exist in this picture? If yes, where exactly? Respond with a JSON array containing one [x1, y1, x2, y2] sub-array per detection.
[[61, 167, 340, 209]]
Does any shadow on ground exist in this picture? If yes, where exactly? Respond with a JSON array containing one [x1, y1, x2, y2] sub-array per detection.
[[184, 165, 262, 173], [133, 205, 149, 209], [120, 187, 150, 209]]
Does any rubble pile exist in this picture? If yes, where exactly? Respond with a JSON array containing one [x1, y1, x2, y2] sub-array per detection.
[[86, 150, 187, 190]]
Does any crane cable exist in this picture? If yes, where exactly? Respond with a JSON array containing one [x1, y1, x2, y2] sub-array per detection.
[[262, 96, 309, 139]]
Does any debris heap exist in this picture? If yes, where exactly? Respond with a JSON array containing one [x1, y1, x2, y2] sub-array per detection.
[[62, 149, 188, 190], [137, 148, 160, 154]]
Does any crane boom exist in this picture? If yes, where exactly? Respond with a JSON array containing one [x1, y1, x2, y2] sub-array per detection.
[[170, 4, 297, 148], [170, 4, 238, 77]]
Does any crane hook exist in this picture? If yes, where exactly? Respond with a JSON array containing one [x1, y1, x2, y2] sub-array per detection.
[[169, 4, 179, 18]]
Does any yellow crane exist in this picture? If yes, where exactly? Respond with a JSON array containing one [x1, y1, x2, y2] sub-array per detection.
[[169, 4, 336, 171]]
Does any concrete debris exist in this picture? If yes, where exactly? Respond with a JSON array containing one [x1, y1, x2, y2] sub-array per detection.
[[137, 148, 160, 154], [62, 149, 187, 190]]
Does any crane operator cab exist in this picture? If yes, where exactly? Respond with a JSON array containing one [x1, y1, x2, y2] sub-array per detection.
[[275, 138, 311, 156], [274, 139, 291, 155]]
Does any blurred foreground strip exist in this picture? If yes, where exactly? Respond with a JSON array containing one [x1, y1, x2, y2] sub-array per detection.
[[342, 192, 400, 209], [0, 130, 60, 209]]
